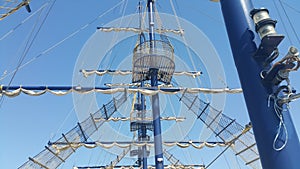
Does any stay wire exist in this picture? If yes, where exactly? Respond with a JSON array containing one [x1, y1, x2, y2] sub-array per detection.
[[0, 0, 56, 107], [0, 0, 125, 82], [281, 1, 300, 14], [169, 0, 216, 103], [10, 0, 57, 86], [218, 145, 232, 169], [0, 2, 49, 41], [19, 2, 129, 168], [215, 136, 234, 169], [272, 0, 293, 45], [50, 107, 75, 140], [174, 0, 181, 18], [235, 155, 242, 169], [206, 143, 232, 169], [167, 94, 192, 164], [278, 0, 300, 46], [68, 1, 129, 138], [169, 0, 196, 72], [105, 0, 128, 70]]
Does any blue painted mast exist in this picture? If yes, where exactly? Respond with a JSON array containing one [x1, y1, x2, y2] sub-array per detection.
[[138, 1, 148, 168], [219, 0, 300, 168], [147, 0, 164, 168]]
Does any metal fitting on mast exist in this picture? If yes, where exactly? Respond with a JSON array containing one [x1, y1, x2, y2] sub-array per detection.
[[261, 46, 300, 86], [250, 8, 284, 62], [251, 8, 277, 39]]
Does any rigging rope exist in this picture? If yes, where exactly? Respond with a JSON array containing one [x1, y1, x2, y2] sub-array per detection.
[[278, 0, 300, 46], [281, 1, 300, 14], [18, 92, 128, 169], [163, 149, 184, 166], [167, 87, 195, 163], [273, 98, 288, 151], [268, 87, 290, 151], [0, 0, 56, 107], [106, 0, 129, 70], [169, 0, 227, 105], [0, 0, 126, 82], [0, 2, 49, 41], [169, 0, 195, 72], [178, 92, 261, 169], [273, 0, 293, 45], [206, 125, 253, 169], [51, 107, 75, 140]]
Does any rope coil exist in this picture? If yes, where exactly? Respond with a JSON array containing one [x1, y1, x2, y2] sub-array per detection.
[[268, 86, 291, 151]]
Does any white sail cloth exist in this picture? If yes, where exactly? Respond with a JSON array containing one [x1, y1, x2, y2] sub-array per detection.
[[81, 69, 202, 78], [51, 141, 230, 153], [0, 86, 242, 97], [94, 116, 185, 122]]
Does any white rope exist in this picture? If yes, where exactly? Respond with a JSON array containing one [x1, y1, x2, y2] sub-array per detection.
[[273, 97, 288, 151], [169, 0, 213, 104], [169, 0, 197, 73]]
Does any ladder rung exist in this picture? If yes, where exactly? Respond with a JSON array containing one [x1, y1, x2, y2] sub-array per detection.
[[245, 157, 260, 165], [236, 143, 257, 156], [29, 157, 49, 169], [90, 113, 98, 130], [45, 146, 65, 162], [215, 119, 236, 137], [197, 103, 210, 119], [62, 134, 75, 152], [77, 122, 87, 141], [207, 110, 222, 128]]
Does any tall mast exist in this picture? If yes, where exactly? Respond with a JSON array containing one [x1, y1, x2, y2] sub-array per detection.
[[147, 0, 164, 169], [138, 1, 148, 169], [219, 0, 300, 168], [148, 0, 155, 44]]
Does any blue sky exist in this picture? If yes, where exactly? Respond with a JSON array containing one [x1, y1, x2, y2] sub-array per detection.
[[0, 0, 300, 169]]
